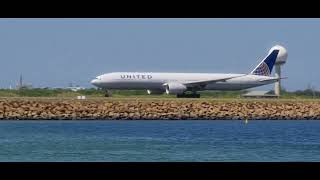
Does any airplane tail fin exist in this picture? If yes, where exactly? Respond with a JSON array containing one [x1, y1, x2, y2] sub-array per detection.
[[250, 49, 279, 76]]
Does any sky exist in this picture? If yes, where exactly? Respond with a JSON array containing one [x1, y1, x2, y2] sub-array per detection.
[[0, 18, 319, 91]]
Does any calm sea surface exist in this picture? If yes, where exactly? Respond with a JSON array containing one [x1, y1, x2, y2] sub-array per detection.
[[0, 120, 319, 162]]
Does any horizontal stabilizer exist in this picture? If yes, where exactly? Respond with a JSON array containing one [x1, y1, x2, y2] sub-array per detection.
[[258, 77, 288, 82]]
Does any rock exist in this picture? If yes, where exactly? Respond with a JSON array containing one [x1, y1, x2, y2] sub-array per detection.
[[0, 99, 319, 120]]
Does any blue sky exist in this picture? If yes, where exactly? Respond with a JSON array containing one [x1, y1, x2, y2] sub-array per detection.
[[0, 18, 319, 91]]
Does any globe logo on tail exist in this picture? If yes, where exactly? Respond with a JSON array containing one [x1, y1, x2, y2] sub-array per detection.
[[251, 62, 271, 76]]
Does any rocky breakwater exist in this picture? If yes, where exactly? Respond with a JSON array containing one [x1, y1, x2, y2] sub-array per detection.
[[0, 99, 320, 120]]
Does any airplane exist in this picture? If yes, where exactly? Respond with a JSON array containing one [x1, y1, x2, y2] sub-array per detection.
[[91, 46, 286, 98]]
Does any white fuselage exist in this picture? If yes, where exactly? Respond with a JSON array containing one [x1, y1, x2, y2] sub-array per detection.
[[91, 72, 278, 91]]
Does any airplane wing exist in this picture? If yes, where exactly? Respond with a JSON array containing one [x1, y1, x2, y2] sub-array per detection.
[[183, 75, 246, 87]]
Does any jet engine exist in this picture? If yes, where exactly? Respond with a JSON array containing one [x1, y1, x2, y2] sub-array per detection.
[[147, 89, 165, 95], [164, 82, 187, 95]]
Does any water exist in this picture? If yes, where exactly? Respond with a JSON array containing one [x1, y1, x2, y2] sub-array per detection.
[[0, 120, 319, 161]]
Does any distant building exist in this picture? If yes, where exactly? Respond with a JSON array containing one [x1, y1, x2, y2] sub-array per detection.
[[66, 83, 85, 91], [241, 90, 279, 98], [16, 74, 32, 90], [66, 86, 86, 92]]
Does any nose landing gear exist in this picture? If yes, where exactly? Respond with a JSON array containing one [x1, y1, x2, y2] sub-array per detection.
[[104, 90, 112, 97]]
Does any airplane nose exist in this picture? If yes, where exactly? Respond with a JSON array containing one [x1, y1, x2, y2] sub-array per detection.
[[91, 79, 100, 86]]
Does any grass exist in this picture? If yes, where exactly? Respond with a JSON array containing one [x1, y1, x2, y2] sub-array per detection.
[[0, 88, 319, 101]]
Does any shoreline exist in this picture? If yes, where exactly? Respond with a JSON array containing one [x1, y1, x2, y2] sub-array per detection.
[[0, 98, 320, 120]]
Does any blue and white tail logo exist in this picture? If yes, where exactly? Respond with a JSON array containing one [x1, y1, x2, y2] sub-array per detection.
[[250, 50, 279, 76]]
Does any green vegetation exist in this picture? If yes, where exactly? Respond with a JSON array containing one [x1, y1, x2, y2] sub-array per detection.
[[0, 89, 73, 97], [268, 88, 320, 99], [0, 88, 319, 99]]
